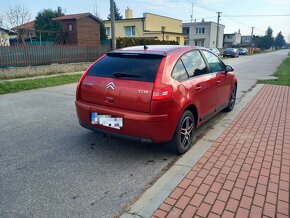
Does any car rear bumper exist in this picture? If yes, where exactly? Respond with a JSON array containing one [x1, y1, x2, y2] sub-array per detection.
[[75, 100, 176, 143]]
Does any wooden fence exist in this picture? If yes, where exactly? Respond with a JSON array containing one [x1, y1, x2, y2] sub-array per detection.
[[0, 44, 110, 68]]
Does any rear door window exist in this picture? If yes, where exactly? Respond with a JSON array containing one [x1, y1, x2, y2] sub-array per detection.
[[172, 60, 189, 81], [87, 53, 163, 82], [181, 50, 209, 77], [202, 50, 225, 72]]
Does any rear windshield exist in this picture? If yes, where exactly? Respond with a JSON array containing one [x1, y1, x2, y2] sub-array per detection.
[[87, 53, 163, 82]]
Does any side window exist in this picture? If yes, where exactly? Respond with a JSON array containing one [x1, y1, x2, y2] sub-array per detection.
[[172, 60, 189, 82], [181, 50, 208, 77], [202, 50, 224, 72]]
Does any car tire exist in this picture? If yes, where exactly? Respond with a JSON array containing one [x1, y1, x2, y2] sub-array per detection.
[[224, 85, 237, 112], [170, 110, 195, 155]]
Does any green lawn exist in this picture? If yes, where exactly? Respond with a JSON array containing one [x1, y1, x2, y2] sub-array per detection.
[[0, 74, 82, 95], [258, 53, 290, 86]]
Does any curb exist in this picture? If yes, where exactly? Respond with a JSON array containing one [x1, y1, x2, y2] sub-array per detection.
[[0, 71, 83, 83], [121, 84, 264, 218]]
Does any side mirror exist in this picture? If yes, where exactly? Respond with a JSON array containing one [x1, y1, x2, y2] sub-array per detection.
[[225, 65, 234, 73]]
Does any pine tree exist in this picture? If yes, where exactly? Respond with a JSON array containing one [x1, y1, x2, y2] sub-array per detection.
[[107, 1, 123, 20], [274, 31, 286, 49]]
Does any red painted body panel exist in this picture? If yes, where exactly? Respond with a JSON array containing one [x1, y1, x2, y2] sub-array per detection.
[[75, 45, 237, 143]]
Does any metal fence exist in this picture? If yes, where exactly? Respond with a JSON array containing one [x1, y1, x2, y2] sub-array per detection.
[[0, 44, 111, 68]]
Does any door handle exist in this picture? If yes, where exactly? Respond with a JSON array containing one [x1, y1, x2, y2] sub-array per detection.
[[216, 80, 221, 84], [195, 85, 202, 90]]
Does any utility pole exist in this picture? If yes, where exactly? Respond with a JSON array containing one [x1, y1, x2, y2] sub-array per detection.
[[216, 12, 222, 48], [110, 0, 116, 49], [250, 26, 255, 47]]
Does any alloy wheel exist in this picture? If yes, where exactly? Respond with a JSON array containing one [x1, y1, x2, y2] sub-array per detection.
[[180, 116, 194, 150]]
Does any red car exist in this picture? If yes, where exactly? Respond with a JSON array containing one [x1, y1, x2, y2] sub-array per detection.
[[76, 45, 237, 154]]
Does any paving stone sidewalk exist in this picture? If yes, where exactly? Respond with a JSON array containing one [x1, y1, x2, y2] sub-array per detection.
[[152, 85, 290, 218]]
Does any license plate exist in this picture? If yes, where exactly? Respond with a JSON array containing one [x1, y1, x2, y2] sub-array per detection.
[[91, 113, 123, 129]]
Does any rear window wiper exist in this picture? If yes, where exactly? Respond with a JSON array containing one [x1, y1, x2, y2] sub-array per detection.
[[112, 72, 142, 78]]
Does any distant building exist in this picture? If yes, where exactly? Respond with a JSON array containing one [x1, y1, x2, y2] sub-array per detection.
[[53, 13, 101, 46], [0, 27, 17, 46], [12, 20, 36, 43], [182, 21, 225, 48], [241, 35, 252, 46], [223, 30, 242, 48], [104, 8, 184, 45]]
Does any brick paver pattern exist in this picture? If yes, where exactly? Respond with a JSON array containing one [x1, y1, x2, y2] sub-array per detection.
[[152, 85, 290, 218]]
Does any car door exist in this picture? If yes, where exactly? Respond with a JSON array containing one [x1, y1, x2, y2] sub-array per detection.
[[179, 50, 216, 121], [201, 50, 232, 110]]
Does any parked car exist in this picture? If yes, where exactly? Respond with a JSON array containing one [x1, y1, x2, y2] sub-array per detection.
[[237, 48, 248, 55], [223, 48, 239, 58], [209, 48, 221, 56], [76, 45, 237, 154]]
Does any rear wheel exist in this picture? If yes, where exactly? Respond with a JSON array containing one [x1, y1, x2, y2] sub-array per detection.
[[170, 110, 195, 155], [224, 85, 237, 112]]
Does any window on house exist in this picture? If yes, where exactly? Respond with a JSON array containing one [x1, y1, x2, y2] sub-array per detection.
[[183, 27, 189, 34], [124, 26, 136, 37], [67, 23, 73, 31], [68, 24, 73, 31], [195, 27, 205, 34], [194, 40, 204, 47], [105, 27, 111, 36]]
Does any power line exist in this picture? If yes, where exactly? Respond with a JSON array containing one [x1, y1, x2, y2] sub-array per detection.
[[223, 14, 290, 17]]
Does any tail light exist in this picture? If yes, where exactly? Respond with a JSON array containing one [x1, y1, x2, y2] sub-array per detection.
[[152, 85, 173, 100], [152, 57, 173, 101], [76, 55, 106, 101], [76, 70, 88, 101]]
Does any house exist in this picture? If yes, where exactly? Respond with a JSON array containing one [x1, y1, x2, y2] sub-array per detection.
[[104, 8, 184, 45], [0, 27, 17, 46], [223, 30, 241, 48], [12, 20, 36, 43], [241, 35, 252, 46], [53, 13, 101, 46], [182, 21, 225, 48]]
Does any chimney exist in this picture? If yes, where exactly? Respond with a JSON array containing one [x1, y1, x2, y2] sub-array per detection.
[[125, 7, 133, 19]]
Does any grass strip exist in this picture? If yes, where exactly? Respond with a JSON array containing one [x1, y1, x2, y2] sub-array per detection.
[[0, 74, 82, 95], [258, 53, 290, 86]]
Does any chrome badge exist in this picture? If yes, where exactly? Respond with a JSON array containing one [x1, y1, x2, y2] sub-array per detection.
[[106, 82, 115, 90], [138, 90, 149, 94]]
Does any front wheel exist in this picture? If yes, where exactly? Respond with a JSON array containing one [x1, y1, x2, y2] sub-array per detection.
[[224, 85, 237, 112], [170, 110, 195, 155]]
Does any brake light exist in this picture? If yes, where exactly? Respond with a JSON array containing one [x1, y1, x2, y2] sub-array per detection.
[[152, 57, 172, 100], [76, 70, 88, 101], [152, 85, 173, 100]]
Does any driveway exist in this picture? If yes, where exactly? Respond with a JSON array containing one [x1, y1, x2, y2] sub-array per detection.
[[0, 50, 288, 218]]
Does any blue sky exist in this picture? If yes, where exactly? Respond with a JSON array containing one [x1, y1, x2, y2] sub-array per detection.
[[1, 0, 289, 42]]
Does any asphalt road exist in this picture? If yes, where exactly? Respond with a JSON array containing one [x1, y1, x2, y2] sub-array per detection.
[[0, 49, 288, 218], [223, 49, 289, 99]]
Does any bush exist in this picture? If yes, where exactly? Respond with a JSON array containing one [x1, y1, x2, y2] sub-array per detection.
[[116, 37, 178, 48]]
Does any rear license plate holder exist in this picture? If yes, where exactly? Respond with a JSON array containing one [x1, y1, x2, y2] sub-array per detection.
[[91, 113, 123, 129]]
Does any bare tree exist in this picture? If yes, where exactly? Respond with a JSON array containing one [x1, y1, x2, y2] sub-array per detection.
[[0, 16, 9, 46], [0, 15, 4, 27], [5, 5, 32, 43], [5, 5, 31, 28]]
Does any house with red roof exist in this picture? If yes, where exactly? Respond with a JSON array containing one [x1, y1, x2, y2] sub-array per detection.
[[53, 13, 101, 46]]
